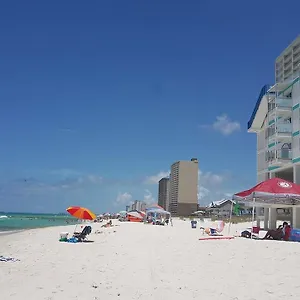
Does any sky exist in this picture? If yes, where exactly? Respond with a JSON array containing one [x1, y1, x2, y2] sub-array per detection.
[[0, 0, 300, 213]]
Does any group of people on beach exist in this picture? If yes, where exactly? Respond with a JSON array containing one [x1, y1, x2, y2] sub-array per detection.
[[241, 221, 291, 241]]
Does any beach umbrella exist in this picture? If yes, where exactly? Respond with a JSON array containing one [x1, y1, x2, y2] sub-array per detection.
[[127, 211, 143, 219], [66, 206, 96, 220], [146, 204, 164, 210]]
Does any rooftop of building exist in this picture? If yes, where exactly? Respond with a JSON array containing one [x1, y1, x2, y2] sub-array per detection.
[[248, 77, 300, 132], [275, 35, 300, 62]]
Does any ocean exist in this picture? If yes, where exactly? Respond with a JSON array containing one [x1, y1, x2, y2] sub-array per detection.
[[0, 213, 79, 232]]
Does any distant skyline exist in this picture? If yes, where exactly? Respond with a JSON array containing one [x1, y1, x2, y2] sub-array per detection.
[[0, 0, 300, 213]]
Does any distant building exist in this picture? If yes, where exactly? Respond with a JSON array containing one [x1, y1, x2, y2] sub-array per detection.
[[158, 177, 170, 210], [169, 158, 199, 216], [207, 199, 235, 217], [131, 200, 146, 212], [125, 205, 130, 212]]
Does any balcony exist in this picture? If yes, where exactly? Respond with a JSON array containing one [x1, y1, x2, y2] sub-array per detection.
[[266, 147, 292, 166], [269, 123, 292, 141], [268, 97, 292, 116]]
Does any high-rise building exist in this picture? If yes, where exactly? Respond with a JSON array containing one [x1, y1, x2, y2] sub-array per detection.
[[248, 36, 300, 228], [131, 200, 146, 212], [275, 36, 300, 83], [169, 158, 198, 216], [158, 177, 170, 210], [248, 37, 300, 185]]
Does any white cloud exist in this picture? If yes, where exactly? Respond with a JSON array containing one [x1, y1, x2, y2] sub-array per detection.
[[213, 114, 240, 135], [198, 169, 230, 205], [56, 175, 103, 189], [198, 170, 224, 186], [199, 114, 240, 136], [49, 169, 82, 178], [115, 192, 133, 206], [144, 171, 169, 184], [143, 189, 156, 204], [224, 192, 234, 198], [86, 175, 103, 184], [198, 186, 210, 200]]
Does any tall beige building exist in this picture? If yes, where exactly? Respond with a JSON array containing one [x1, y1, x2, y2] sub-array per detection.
[[158, 177, 170, 210], [169, 158, 199, 216]]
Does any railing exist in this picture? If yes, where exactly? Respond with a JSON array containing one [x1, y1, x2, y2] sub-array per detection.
[[267, 123, 292, 138], [266, 149, 292, 162], [276, 123, 292, 133], [268, 98, 292, 112], [277, 149, 292, 160]]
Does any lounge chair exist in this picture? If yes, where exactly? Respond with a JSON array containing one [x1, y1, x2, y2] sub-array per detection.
[[73, 225, 92, 242]]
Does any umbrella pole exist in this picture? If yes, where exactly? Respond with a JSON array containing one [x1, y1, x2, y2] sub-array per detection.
[[251, 197, 256, 240]]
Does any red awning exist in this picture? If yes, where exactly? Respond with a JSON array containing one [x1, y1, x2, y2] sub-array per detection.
[[233, 178, 300, 204]]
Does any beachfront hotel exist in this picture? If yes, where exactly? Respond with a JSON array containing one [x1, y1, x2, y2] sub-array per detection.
[[168, 158, 198, 216], [248, 35, 300, 228], [158, 177, 170, 210]]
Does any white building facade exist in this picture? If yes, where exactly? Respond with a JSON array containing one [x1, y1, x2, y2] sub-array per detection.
[[248, 36, 300, 229]]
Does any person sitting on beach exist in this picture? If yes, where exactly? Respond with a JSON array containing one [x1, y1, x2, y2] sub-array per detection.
[[101, 220, 113, 228], [200, 221, 225, 236], [263, 222, 291, 240]]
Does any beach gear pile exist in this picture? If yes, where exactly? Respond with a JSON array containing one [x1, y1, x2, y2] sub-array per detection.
[[0, 255, 20, 262]]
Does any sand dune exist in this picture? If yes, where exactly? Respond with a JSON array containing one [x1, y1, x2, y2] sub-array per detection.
[[1, 219, 300, 299]]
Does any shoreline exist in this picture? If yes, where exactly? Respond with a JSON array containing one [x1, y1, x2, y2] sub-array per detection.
[[0, 220, 97, 237], [0, 223, 79, 237], [0, 229, 26, 236]]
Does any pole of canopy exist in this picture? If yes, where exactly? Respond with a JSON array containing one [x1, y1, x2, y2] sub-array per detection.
[[228, 199, 234, 235], [251, 193, 256, 240]]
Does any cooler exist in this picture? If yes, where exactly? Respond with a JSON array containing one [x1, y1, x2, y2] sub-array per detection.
[[252, 226, 260, 234], [191, 220, 197, 229], [59, 232, 69, 240], [289, 228, 300, 242]]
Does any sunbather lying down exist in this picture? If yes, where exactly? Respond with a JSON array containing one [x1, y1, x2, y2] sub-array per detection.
[[200, 227, 222, 236], [101, 220, 113, 228], [200, 221, 225, 236]]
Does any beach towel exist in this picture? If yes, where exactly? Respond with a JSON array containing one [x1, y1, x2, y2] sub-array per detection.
[[0, 256, 20, 262]]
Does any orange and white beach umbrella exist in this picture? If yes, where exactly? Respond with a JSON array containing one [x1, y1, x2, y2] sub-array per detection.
[[66, 206, 96, 220]]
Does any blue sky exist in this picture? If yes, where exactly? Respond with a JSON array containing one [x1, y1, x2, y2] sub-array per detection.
[[0, 0, 300, 213]]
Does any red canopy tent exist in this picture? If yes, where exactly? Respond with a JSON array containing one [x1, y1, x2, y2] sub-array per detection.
[[231, 178, 300, 237], [233, 177, 300, 205]]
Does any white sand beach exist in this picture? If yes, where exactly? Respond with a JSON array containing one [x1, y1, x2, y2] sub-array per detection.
[[1, 219, 300, 300]]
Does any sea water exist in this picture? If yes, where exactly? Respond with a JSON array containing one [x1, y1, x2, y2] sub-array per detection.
[[0, 213, 78, 232]]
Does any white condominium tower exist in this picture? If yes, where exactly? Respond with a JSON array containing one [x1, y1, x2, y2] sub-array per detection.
[[248, 35, 300, 185], [169, 158, 198, 216], [275, 36, 300, 83]]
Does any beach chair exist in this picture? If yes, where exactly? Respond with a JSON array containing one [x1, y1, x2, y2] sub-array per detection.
[[73, 225, 92, 242]]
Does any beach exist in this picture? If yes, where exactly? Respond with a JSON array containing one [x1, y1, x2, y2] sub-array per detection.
[[1, 219, 300, 300]]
